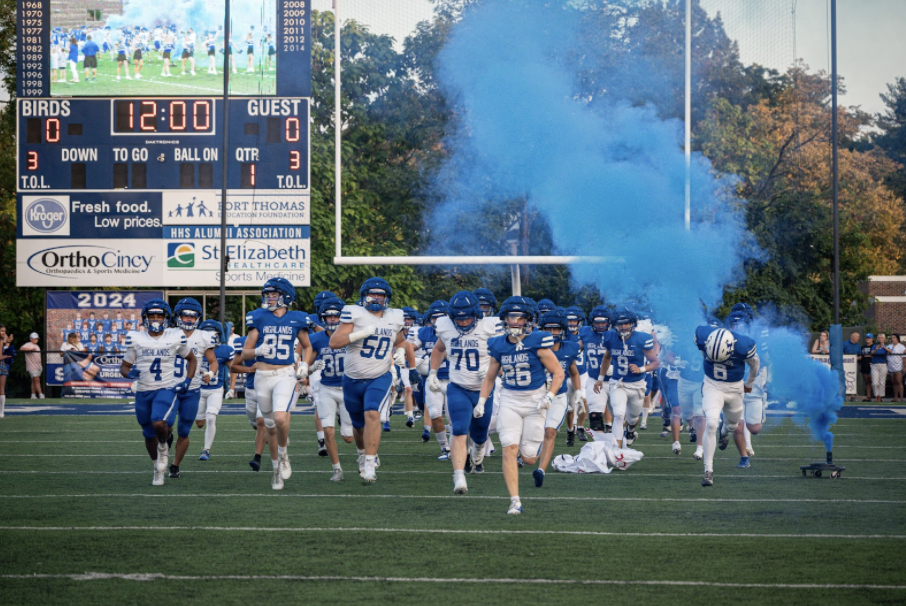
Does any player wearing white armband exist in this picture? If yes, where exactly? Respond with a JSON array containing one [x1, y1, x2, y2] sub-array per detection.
[[119, 299, 196, 486], [410, 301, 452, 459], [194, 320, 235, 462], [306, 296, 353, 481], [329, 277, 408, 484], [479, 297, 564, 515], [581, 306, 614, 439], [694, 323, 760, 487], [241, 278, 313, 490], [431, 291, 503, 495]]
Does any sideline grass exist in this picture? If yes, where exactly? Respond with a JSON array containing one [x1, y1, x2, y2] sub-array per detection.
[[0, 412, 904, 605]]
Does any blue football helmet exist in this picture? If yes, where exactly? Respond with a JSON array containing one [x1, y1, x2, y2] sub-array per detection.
[[589, 305, 611, 334], [262, 277, 296, 311], [402, 306, 418, 328], [142, 299, 172, 334], [173, 297, 203, 331], [726, 311, 750, 333], [319, 297, 345, 332], [313, 290, 337, 314], [359, 277, 392, 312], [448, 291, 482, 335], [611, 305, 637, 339], [424, 300, 450, 327], [473, 288, 498, 317], [537, 299, 556, 315], [539, 310, 569, 342], [707, 317, 723, 328], [730, 302, 755, 321], [498, 296, 534, 337], [565, 306, 586, 336], [198, 319, 224, 344], [522, 297, 539, 328]]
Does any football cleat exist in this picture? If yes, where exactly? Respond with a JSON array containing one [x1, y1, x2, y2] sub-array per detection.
[[413, 411, 422, 421], [473, 463, 484, 474], [382, 420, 391, 432], [464, 453, 473, 474], [168, 464, 180, 478], [421, 428, 431, 443], [152, 469, 165, 486], [533, 468, 545, 488], [330, 469, 344, 482], [660, 427, 670, 438], [639, 424, 647, 431], [438, 449, 451, 461], [737, 457, 750, 469], [517, 456, 525, 468], [362, 460, 377, 483], [701, 470, 714, 487], [689, 428, 698, 443], [746, 446, 755, 457], [718, 429, 730, 451], [199, 449, 210, 461], [507, 500, 523, 515], [406, 417, 415, 428], [577, 427, 589, 442], [453, 474, 468, 495], [279, 453, 292, 480], [155, 444, 169, 473], [272, 470, 284, 490], [692, 446, 703, 460], [357, 455, 365, 473], [566, 430, 575, 447], [672, 441, 682, 456], [624, 429, 638, 447], [375, 455, 381, 468], [249, 457, 261, 472], [317, 439, 327, 457], [604, 424, 613, 434]]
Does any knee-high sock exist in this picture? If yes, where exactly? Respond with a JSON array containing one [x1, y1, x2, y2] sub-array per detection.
[[0, 395, 5, 417], [703, 417, 720, 472], [204, 414, 217, 450], [743, 424, 752, 449], [435, 430, 448, 450]]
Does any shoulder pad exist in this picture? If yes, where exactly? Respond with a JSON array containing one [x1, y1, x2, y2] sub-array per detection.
[[481, 316, 504, 335], [524, 331, 555, 350], [341, 304, 361, 323]]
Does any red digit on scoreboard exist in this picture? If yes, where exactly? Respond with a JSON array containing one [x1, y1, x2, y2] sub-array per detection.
[[193, 101, 211, 131], [45, 118, 60, 143], [285, 117, 300, 142], [140, 101, 157, 131], [27, 151, 38, 171], [170, 101, 186, 131], [289, 151, 300, 170]]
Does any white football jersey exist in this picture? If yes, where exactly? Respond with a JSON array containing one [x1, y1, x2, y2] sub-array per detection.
[[407, 325, 429, 374], [181, 329, 216, 390], [435, 316, 503, 390], [340, 305, 405, 380], [123, 328, 193, 391]]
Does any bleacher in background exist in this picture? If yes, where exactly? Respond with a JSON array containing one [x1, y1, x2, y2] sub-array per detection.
[[50, 0, 123, 29]]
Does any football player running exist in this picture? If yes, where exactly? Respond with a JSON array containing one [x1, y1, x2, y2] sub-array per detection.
[[306, 296, 353, 481], [581, 306, 614, 438], [479, 297, 564, 515], [330, 277, 408, 483], [593, 306, 660, 448], [430, 291, 503, 494], [120, 300, 196, 486], [241, 278, 313, 490], [694, 323, 760, 486], [411, 301, 453, 460], [473, 288, 498, 319], [194, 320, 235, 462], [726, 303, 767, 468], [533, 310, 582, 487], [564, 306, 589, 446], [168, 298, 220, 479]]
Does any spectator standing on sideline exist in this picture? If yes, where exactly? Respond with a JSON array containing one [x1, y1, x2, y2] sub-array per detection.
[[887, 335, 905, 402], [860, 334, 875, 401], [871, 333, 890, 402], [20, 333, 44, 399], [843, 332, 862, 401], [82, 35, 99, 82], [0, 325, 16, 417], [811, 330, 830, 355]]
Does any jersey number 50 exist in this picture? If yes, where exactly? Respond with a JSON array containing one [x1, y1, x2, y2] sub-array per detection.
[[360, 336, 391, 360]]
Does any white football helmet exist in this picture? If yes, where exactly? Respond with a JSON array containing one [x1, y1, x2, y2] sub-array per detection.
[[704, 328, 736, 364]]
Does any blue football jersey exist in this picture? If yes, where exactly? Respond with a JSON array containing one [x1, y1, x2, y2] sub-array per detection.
[[551, 340, 581, 395], [233, 336, 255, 390], [694, 326, 757, 383], [567, 333, 588, 375], [245, 308, 309, 366], [309, 330, 345, 387], [410, 326, 449, 379], [488, 331, 555, 391], [579, 326, 610, 378], [602, 330, 654, 383], [201, 343, 235, 390]]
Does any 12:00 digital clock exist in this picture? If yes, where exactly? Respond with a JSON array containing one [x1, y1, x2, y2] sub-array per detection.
[[112, 99, 215, 135]]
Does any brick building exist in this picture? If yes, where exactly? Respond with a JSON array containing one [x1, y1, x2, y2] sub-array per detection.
[[860, 276, 906, 336], [50, 0, 123, 29]]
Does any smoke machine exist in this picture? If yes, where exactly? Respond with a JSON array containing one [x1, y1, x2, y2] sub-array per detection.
[[800, 451, 845, 479]]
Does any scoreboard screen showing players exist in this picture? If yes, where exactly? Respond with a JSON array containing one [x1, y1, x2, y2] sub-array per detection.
[[18, 0, 310, 98], [15, 0, 313, 289]]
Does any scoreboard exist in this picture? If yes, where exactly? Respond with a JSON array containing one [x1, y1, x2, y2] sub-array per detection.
[[15, 0, 313, 288]]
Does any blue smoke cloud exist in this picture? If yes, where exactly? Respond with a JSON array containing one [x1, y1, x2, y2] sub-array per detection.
[[106, 0, 273, 40], [428, 0, 843, 448]]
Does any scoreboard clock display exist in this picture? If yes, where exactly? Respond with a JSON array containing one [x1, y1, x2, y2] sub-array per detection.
[[15, 0, 313, 289]]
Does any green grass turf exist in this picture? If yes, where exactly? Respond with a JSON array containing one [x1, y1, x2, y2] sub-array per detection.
[[0, 412, 904, 605], [50, 51, 275, 97]]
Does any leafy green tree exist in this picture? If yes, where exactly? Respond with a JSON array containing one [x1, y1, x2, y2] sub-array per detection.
[[874, 76, 906, 206]]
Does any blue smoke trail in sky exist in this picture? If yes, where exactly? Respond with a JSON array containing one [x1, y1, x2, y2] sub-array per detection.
[[106, 0, 272, 42], [428, 0, 843, 447]]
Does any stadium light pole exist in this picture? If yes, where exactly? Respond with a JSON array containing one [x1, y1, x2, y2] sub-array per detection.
[[831, 0, 840, 325], [219, 0, 232, 329], [334, 0, 342, 261], [684, 0, 691, 231]]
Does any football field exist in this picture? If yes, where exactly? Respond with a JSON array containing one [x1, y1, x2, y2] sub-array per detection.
[[0, 404, 904, 605]]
